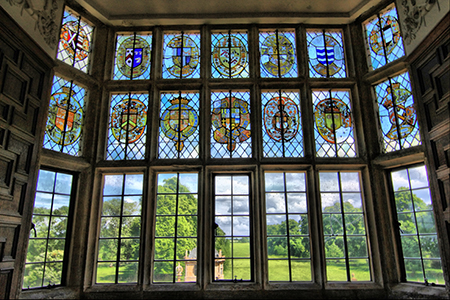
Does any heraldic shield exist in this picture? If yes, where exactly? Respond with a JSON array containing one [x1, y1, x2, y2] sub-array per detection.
[[314, 98, 352, 144], [161, 97, 199, 152], [212, 97, 251, 151], [263, 96, 299, 142]]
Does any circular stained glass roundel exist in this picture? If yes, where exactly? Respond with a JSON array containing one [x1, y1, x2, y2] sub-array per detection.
[[166, 36, 200, 78], [212, 36, 248, 77], [117, 36, 151, 78], [369, 15, 401, 56], [261, 34, 295, 77], [60, 21, 90, 61], [309, 34, 344, 77], [111, 98, 147, 144]]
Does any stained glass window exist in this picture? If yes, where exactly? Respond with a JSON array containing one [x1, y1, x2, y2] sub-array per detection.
[[113, 32, 152, 80], [159, 91, 200, 159], [262, 90, 303, 158], [211, 30, 249, 78], [57, 7, 94, 73], [364, 5, 405, 70], [106, 93, 148, 160], [43, 76, 85, 156], [312, 90, 356, 157], [259, 29, 297, 78], [163, 31, 200, 79], [211, 90, 251, 158], [265, 172, 311, 282], [319, 171, 371, 282], [153, 173, 198, 283], [374, 72, 421, 152], [307, 29, 346, 78], [97, 174, 143, 283]]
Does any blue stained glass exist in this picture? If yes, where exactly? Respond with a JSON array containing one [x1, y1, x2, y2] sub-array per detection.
[[159, 92, 200, 159], [211, 91, 251, 158], [312, 90, 356, 158], [364, 5, 405, 70], [374, 72, 421, 152], [211, 31, 249, 78], [262, 90, 303, 158], [259, 30, 297, 78], [307, 30, 346, 78], [113, 32, 152, 80], [163, 32, 201, 79], [43, 76, 85, 156], [106, 93, 148, 160]]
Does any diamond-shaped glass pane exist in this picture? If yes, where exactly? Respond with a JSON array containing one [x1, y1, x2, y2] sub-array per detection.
[[211, 90, 251, 158], [262, 90, 303, 158], [106, 93, 148, 160], [43, 76, 85, 156], [375, 72, 421, 153], [312, 90, 356, 158], [159, 91, 200, 159]]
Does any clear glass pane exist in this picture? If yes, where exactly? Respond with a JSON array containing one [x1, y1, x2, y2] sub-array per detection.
[[54, 173, 72, 194], [268, 260, 289, 281]]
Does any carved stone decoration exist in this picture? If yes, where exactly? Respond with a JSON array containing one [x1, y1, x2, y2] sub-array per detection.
[[5, 0, 59, 48], [400, 0, 439, 45]]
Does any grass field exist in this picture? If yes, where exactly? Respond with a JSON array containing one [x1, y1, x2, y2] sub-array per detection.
[[96, 243, 444, 284]]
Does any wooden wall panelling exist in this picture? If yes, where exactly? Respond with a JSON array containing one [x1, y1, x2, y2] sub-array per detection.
[[409, 12, 450, 293], [0, 6, 54, 299]]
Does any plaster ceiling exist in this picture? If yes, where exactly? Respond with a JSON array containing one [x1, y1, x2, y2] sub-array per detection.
[[74, 0, 385, 26]]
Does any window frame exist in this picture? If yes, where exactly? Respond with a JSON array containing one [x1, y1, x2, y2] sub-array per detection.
[[23, 167, 78, 290]]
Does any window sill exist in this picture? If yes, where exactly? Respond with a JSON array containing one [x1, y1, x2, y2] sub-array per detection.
[[389, 282, 448, 299], [19, 287, 79, 299]]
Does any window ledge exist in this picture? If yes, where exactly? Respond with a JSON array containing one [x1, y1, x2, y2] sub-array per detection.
[[388, 283, 448, 299], [19, 287, 79, 299]]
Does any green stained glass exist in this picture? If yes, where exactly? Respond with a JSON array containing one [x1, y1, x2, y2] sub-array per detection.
[[259, 29, 297, 78]]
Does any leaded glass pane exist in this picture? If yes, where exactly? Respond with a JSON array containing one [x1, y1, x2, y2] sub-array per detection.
[[307, 29, 346, 78], [211, 90, 251, 158], [265, 172, 311, 282], [262, 90, 303, 158], [23, 170, 73, 289], [259, 29, 297, 78], [159, 91, 200, 159], [57, 7, 94, 73], [374, 72, 421, 153], [97, 173, 143, 284], [211, 30, 249, 78], [43, 76, 85, 156], [364, 5, 405, 70], [320, 171, 371, 282], [106, 93, 148, 160], [390, 165, 444, 284], [313, 90, 356, 157], [154, 173, 199, 283], [113, 32, 152, 80], [163, 31, 200, 79]]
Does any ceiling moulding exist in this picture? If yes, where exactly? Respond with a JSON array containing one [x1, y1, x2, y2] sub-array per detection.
[[74, 0, 384, 26]]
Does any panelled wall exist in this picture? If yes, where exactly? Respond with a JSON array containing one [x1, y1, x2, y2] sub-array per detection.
[[409, 12, 450, 289], [0, 8, 54, 300]]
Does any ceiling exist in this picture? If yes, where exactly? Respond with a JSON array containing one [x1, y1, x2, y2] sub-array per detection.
[[74, 0, 385, 26]]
